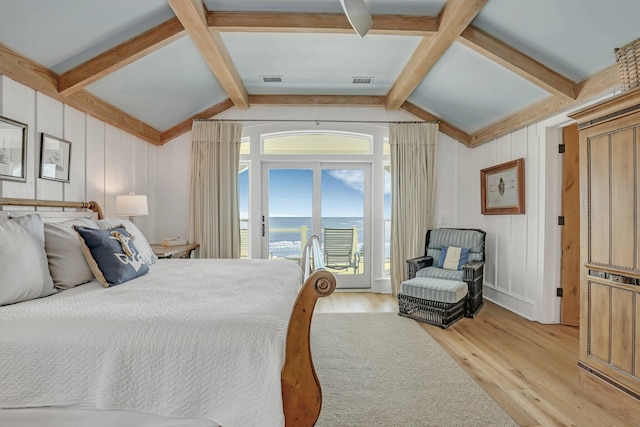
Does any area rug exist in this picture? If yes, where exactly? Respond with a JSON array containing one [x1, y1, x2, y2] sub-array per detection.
[[311, 313, 516, 426]]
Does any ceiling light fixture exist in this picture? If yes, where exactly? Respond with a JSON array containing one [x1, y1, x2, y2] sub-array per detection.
[[340, 0, 372, 38]]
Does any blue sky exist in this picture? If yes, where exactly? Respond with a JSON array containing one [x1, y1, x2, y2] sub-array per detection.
[[240, 168, 391, 218]]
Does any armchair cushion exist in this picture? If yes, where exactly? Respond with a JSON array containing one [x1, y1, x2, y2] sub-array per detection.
[[426, 229, 485, 263], [437, 246, 470, 270], [416, 266, 464, 281]]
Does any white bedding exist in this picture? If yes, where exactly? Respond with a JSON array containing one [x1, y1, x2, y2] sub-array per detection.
[[0, 258, 303, 427]]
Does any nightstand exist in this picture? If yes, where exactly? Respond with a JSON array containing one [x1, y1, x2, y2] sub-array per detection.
[[151, 243, 199, 259]]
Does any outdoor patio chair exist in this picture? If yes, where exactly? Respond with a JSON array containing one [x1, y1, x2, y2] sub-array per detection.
[[323, 228, 360, 273]]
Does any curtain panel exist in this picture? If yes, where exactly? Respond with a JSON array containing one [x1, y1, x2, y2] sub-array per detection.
[[188, 120, 243, 258], [390, 122, 439, 295]]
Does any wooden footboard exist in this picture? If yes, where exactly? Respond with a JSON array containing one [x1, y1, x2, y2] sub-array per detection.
[[281, 268, 336, 427]]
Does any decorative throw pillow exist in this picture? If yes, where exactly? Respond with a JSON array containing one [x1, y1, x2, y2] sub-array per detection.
[[0, 220, 45, 305], [74, 225, 149, 287], [95, 218, 157, 265], [437, 246, 470, 271], [44, 217, 97, 289], [10, 213, 56, 298]]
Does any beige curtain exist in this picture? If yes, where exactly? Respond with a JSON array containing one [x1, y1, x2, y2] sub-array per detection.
[[390, 122, 439, 295], [188, 120, 243, 258]]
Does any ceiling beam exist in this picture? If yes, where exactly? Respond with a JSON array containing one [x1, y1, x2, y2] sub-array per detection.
[[385, 0, 488, 110], [0, 42, 161, 145], [459, 25, 576, 100], [207, 12, 438, 36], [67, 91, 162, 145], [168, 0, 249, 109], [469, 64, 620, 147], [159, 98, 235, 144], [58, 18, 185, 96], [249, 95, 386, 106], [400, 101, 471, 145]]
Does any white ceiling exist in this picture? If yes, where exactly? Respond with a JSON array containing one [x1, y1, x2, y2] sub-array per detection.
[[0, 0, 639, 141]]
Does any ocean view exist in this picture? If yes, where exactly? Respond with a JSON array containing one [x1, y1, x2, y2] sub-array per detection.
[[268, 217, 363, 258], [257, 216, 391, 260]]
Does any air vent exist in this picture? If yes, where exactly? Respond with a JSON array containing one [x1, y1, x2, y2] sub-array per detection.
[[352, 77, 373, 84], [262, 75, 283, 83]]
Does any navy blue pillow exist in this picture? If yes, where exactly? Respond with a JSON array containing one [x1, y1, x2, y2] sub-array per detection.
[[74, 225, 149, 287]]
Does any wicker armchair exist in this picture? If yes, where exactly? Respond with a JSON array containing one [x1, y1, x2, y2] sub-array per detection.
[[405, 228, 486, 317]]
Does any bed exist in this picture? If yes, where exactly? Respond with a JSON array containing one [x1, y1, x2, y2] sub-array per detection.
[[0, 197, 336, 427]]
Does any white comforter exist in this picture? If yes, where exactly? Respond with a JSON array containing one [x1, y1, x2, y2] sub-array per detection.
[[0, 259, 303, 427]]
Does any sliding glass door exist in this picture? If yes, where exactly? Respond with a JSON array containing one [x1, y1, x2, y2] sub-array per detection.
[[262, 162, 371, 289]]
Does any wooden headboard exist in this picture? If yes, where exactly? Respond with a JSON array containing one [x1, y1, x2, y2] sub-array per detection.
[[0, 197, 104, 220]]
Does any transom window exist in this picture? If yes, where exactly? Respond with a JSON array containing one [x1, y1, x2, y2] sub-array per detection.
[[262, 132, 371, 155]]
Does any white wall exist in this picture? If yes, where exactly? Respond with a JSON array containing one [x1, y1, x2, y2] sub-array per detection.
[[0, 76, 158, 242], [433, 91, 619, 323], [154, 132, 191, 241], [434, 126, 557, 322]]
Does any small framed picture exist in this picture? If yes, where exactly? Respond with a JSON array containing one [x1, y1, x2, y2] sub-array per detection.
[[0, 115, 28, 183], [39, 133, 71, 183], [480, 158, 525, 215]]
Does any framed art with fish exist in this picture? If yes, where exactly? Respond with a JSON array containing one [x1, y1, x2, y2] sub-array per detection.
[[480, 158, 525, 215]]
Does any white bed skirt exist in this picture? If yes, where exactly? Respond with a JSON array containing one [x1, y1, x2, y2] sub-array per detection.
[[0, 404, 219, 427]]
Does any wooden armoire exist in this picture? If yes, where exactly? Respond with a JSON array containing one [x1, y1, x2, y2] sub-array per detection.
[[570, 88, 640, 420]]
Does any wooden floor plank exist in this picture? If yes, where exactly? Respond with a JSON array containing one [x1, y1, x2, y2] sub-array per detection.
[[316, 293, 635, 427]]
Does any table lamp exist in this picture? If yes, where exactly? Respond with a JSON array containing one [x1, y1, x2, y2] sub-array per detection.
[[115, 192, 148, 222]]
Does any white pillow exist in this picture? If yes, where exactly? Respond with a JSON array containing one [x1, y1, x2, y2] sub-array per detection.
[[0, 220, 45, 305], [95, 218, 157, 265], [44, 217, 98, 289], [10, 213, 56, 297]]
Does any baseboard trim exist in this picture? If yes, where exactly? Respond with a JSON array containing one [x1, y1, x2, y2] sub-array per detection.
[[483, 284, 535, 320]]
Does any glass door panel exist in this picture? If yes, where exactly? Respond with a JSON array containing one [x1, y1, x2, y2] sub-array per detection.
[[266, 168, 312, 261], [239, 164, 249, 258], [263, 163, 371, 289], [321, 168, 366, 287], [384, 165, 391, 276]]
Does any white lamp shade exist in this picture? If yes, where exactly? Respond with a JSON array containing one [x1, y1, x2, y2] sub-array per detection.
[[340, 0, 372, 38], [116, 193, 148, 217]]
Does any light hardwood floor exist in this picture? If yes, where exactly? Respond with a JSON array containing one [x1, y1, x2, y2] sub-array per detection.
[[315, 293, 634, 427]]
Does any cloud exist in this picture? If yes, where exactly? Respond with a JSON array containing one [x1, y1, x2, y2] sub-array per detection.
[[329, 170, 364, 192]]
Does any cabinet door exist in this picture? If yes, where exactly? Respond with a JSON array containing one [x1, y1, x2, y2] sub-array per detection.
[[588, 281, 610, 362], [611, 287, 634, 374], [587, 134, 610, 266], [610, 129, 636, 269]]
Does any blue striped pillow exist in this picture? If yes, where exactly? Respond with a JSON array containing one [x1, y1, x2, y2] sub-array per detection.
[[437, 246, 470, 271]]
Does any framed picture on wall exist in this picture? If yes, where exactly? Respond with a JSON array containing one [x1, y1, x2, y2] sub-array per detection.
[[480, 158, 525, 215], [0, 115, 28, 183], [39, 133, 71, 183]]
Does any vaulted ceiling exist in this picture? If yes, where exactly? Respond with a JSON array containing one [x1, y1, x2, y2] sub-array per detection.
[[0, 0, 637, 146]]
